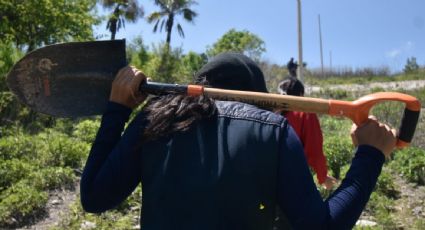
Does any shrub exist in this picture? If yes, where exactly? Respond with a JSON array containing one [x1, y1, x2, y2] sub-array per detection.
[[54, 188, 142, 230], [53, 118, 81, 136], [72, 119, 101, 143], [0, 159, 34, 192], [320, 117, 351, 136], [0, 92, 19, 126], [0, 133, 39, 160], [36, 130, 90, 169], [0, 129, 81, 227], [391, 147, 425, 185], [374, 167, 399, 199], [0, 181, 48, 227], [324, 135, 353, 179], [29, 167, 76, 190], [370, 101, 404, 128], [365, 192, 396, 228], [317, 87, 350, 100]]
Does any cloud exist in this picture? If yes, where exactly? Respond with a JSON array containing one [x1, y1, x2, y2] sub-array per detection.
[[386, 49, 401, 58], [386, 41, 414, 58], [404, 41, 413, 50]]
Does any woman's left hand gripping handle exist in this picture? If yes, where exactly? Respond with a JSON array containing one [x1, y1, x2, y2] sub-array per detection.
[[109, 66, 148, 109]]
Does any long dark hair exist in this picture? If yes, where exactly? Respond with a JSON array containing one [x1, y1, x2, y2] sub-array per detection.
[[142, 52, 267, 141], [142, 92, 216, 142]]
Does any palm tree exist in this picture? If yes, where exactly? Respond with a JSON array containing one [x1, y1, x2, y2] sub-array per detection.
[[100, 0, 144, 40], [147, 0, 197, 46]]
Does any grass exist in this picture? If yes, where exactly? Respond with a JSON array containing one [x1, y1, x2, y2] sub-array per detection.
[[0, 79, 424, 229], [0, 126, 90, 228], [304, 69, 425, 86], [53, 186, 142, 230]]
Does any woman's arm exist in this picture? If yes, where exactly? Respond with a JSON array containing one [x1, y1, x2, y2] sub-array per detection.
[[80, 66, 147, 212], [278, 117, 396, 229]]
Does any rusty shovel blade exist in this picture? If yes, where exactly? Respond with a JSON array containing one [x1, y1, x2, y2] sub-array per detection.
[[6, 40, 127, 118]]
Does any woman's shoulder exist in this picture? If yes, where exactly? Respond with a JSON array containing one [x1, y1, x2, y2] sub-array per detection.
[[215, 100, 285, 126]]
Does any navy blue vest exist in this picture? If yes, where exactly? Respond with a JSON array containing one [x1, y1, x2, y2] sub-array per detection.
[[139, 101, 283, 229]]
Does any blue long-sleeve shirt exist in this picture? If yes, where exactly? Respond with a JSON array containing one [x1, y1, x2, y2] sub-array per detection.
[[81, 101, 384, 230]]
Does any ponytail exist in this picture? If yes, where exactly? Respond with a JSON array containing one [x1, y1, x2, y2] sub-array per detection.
[[142, 94, 216, 141]]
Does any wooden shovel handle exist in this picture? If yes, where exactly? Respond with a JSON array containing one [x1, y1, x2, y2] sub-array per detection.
[[202, 88, 421, 148], [141, 83, 421, 148]]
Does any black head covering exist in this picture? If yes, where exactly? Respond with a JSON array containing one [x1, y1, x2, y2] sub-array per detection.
[[277, 77, 304, 96], [194, 52, 268, 93]]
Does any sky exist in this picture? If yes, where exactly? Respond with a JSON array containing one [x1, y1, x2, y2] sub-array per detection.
[[93, 0, 425, 73]]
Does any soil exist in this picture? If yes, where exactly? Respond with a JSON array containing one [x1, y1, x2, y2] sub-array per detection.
[[392, 174, 425, 229], [306, 79, 425, 94], [354, 175, 425, 229], [17, 182, 80, 230]]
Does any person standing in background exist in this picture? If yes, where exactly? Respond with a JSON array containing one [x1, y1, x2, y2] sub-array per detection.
[[277, 77, 337, 190], [286, 58, 298, 78]]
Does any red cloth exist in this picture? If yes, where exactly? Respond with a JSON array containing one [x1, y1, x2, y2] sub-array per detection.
[[284, 111, 328, 184]]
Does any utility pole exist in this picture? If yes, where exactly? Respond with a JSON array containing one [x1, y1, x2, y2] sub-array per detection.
[[329, 50, 333, 72], [318, 14, 324, 78], [297, 0, 304, 82]]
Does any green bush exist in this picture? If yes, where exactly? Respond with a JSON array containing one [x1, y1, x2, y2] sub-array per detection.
[[329, 164, 399, 199], [324, 135, 353, 179], [0, 127, 91, 227], [370, 101, 404, 128], [55, 187, 142, 230], [1, 127, 89, 173], [364, 192, 396, 228], [35, 130, 90, 169], [52, 118, 81, 136], [374, 167, 399, 199], [0, 42, 23, 91], [0, 92, 18, 126], [0, 132, 39, 160], [72, 119, 101, 143], [0, 181, 48, 227], [391, 147, 425, 185], [0, 159, 34, 192], [0, 168, 75, 226], [320, 116, 351, 136], [28, 167, 76, 190]]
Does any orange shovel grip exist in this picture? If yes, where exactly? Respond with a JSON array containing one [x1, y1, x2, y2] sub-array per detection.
[[329, 92, 421, 148]]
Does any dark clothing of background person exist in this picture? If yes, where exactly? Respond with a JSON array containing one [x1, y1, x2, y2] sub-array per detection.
[[286, 57, 298, 78], [81, 52, 393, 229]]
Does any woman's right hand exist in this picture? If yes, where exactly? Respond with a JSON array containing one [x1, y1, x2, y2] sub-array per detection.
[[109, 66, 147, 109], [323, 175, 338, 190], [350, 116, 397, 158]]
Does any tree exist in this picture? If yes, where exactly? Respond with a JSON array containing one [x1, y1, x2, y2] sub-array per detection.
[[0, 42, 22, 91], [403, 57, 420, 74], [147, 0, 198, 46], [141, 43, 183, 83], [180, 51, 207, 78], [206, 29, 266, 61], [127, 36, 151, 68], [0, 0, 99, 52], [100, 0, 144, 40]]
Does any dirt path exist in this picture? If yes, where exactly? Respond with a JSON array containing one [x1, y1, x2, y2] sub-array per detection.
[[392, 174, 425, 229], [356, 174, 425, 229], [18, 182, 80, 230], [306, 79, 425, 94]]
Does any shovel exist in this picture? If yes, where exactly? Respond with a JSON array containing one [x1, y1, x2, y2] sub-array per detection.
[[6, 40, 421, 148]]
